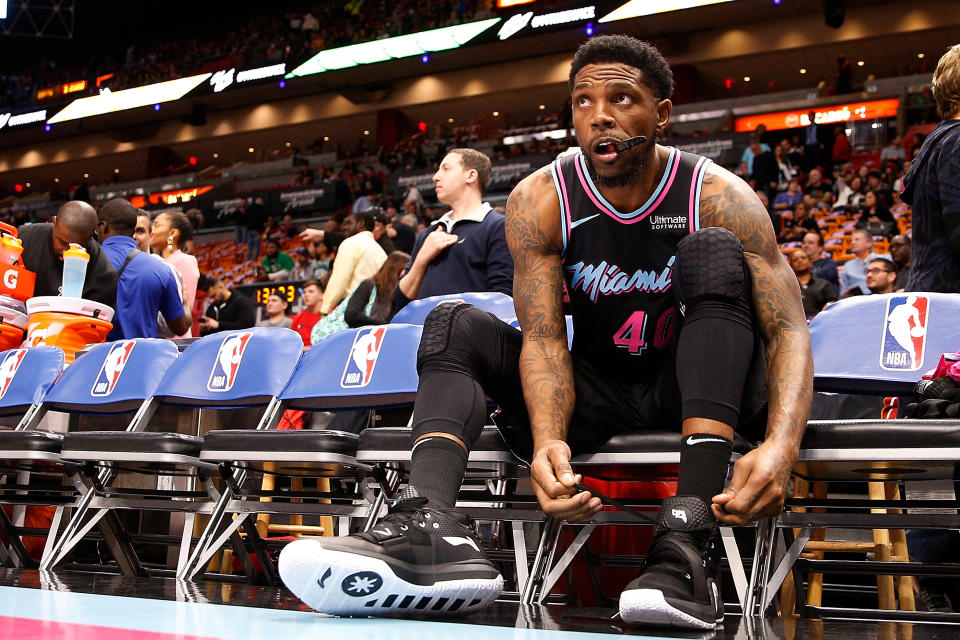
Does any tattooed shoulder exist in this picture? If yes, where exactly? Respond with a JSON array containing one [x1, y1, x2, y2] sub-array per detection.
[[505, 164, 562, 255], [698, 164, 779, 259]]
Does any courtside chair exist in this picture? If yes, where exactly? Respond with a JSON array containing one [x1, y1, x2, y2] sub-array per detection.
[[178, 325, 409, 582], [41, 330, 302, 579], [29, 339, 178, 575], [0, 346, 66, 567], [390, 291, 516, 325], [751, 293, 960, 622]]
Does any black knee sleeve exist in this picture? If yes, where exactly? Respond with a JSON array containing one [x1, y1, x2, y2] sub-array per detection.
[[674, 227, 750, 311], [412, 303, 500, 449], [674, 228, 758, 427]]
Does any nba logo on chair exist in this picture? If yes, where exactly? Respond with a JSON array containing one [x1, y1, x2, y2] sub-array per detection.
[[879, 295, 929, 371], [0, 349, 27, 399], [91, 341, 136, 397], [341, 327, 386, 388], [208, 332, 253, 392]]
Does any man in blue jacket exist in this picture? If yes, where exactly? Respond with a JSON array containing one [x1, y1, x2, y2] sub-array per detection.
[[393, 148, 514, 310]]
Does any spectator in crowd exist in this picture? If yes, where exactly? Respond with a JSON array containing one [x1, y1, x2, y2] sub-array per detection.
[[344, 251, 410, 328], [98, 198, 190, 339], [803, 110, 826, 171], [261, 238, 294, 281], [256, 293, 293, 328], [150, 211, 200, 338], [865, 257, 898, 294], [750, 140, 779, 205], [133, 211, 151, 252], [351, 188, 378, 214], [370, 208, 396, 255], [19, 200, 117, 307], [835, 173, 864, 211], [773, 178, 803, 211], [387, 207, 417, 254], [184, 208, 204, 255], [740, 133, 771, 176], [199, 277, 256, 334], [289, 279, 324, 348], [314, 209, 387, 316], [835, 55, 854, 94], [902, 43, 960, 293], [778, 200, 820, 242], [866, 169, 894, 207], [773, 143, 796, 191], [840, 228, 890, 296], [788, 249, 837, 318], [803, 168, 830, 201], [889, 234, 912, 291], [901, 44, 960, 613], [802, 231, 840, 294], [831, 125, 851, 165], [404, 183, 424, 212], [244, 197, 268, 261], [881, 135, 907, 169], [855, 190, 896, 238], [232, 203, 248, 247], [395, 149, 514, 310], [290, 247, 316, 280]]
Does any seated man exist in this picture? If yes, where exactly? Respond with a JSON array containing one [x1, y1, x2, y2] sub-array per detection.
[[278, 35, 812, 630], [18, 200, 117, 306], [865, 257, 898, 295], [789, 249, 837, 318], [261, 239, 294, 282], [802, 231, 839, 294]]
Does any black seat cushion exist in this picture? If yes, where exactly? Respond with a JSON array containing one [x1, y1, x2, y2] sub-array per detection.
[[359, 426, 509, 453], [201, 429, 359, 457], [801, 419, 960, 449], [0, 430, 63, 454], [583, 430, 754, 456], [61, 431, 202, 458]]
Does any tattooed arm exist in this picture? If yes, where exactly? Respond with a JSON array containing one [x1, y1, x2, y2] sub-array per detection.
[[506, 167, 602, 523], [698, 165, 813, 526]]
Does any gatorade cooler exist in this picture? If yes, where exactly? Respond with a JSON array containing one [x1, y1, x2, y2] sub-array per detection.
[[25, 296, 114, 364], [0, 222, 35, 303], [0, 295, 27, 351]]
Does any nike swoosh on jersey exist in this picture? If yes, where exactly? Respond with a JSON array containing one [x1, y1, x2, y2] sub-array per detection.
[[685, 436, 728, 446], [570, 213, 600, 229], [442, 536, 480, 552]]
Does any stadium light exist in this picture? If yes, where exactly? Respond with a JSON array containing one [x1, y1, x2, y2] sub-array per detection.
[[286, 18, 500, 78], [48, 73, 212, 124], [599, 0, 735, 23]]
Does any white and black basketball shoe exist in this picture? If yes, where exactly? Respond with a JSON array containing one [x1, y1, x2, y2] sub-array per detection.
[[619, 495, 724, 630], [278, 488, 503, 617]]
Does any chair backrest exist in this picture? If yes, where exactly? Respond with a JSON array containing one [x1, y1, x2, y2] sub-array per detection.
[[43, 339, 179, 414], [809, 292, 960, 395], [280, 323, 422, 410], [390, 292, 516, 325], [153, 328, 303, 408], [0, 346, 65, 417]]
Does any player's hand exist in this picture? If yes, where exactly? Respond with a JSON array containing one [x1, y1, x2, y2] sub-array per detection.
[[530, 439, 601, 523], [298, 228, 324, 243], [711, 440, 796, 526], [417, 229, 459, 263]]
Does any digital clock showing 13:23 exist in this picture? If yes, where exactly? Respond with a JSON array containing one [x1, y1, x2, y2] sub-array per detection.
[[255, 285, 298, 305]]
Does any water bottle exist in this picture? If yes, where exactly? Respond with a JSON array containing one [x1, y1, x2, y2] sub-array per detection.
[[61, 243, 89, 298]]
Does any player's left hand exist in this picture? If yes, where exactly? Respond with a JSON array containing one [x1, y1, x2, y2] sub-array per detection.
[[711, 440, 796, 526]]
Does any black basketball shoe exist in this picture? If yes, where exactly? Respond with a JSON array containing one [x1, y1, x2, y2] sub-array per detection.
[[278, 488, 503, 616], [618, 495, 723, 629]]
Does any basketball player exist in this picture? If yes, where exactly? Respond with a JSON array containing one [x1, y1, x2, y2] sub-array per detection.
[[279, 35, 813, 629]]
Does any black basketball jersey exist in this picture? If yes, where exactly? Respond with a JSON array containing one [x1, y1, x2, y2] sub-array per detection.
[[551, 147, 712, 385]]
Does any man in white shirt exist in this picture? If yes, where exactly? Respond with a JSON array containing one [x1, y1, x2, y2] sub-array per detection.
[[318, 209, 387, 316]]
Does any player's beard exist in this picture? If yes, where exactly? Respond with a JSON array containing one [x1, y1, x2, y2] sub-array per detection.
[[584, 131, 653, 189]]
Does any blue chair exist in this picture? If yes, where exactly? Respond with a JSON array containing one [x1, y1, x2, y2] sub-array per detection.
[[750, 293, 960, 620], [0, 346, 65, 567], [180, 324, 424, 581], [41, 329, 302, 578], [391, 291, 516, 325]]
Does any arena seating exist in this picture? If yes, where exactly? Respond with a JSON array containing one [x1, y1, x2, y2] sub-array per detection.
[[751, 293, 960, 621]]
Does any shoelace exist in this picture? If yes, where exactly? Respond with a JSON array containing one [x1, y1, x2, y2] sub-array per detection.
[[573, 480, 657, 524]]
